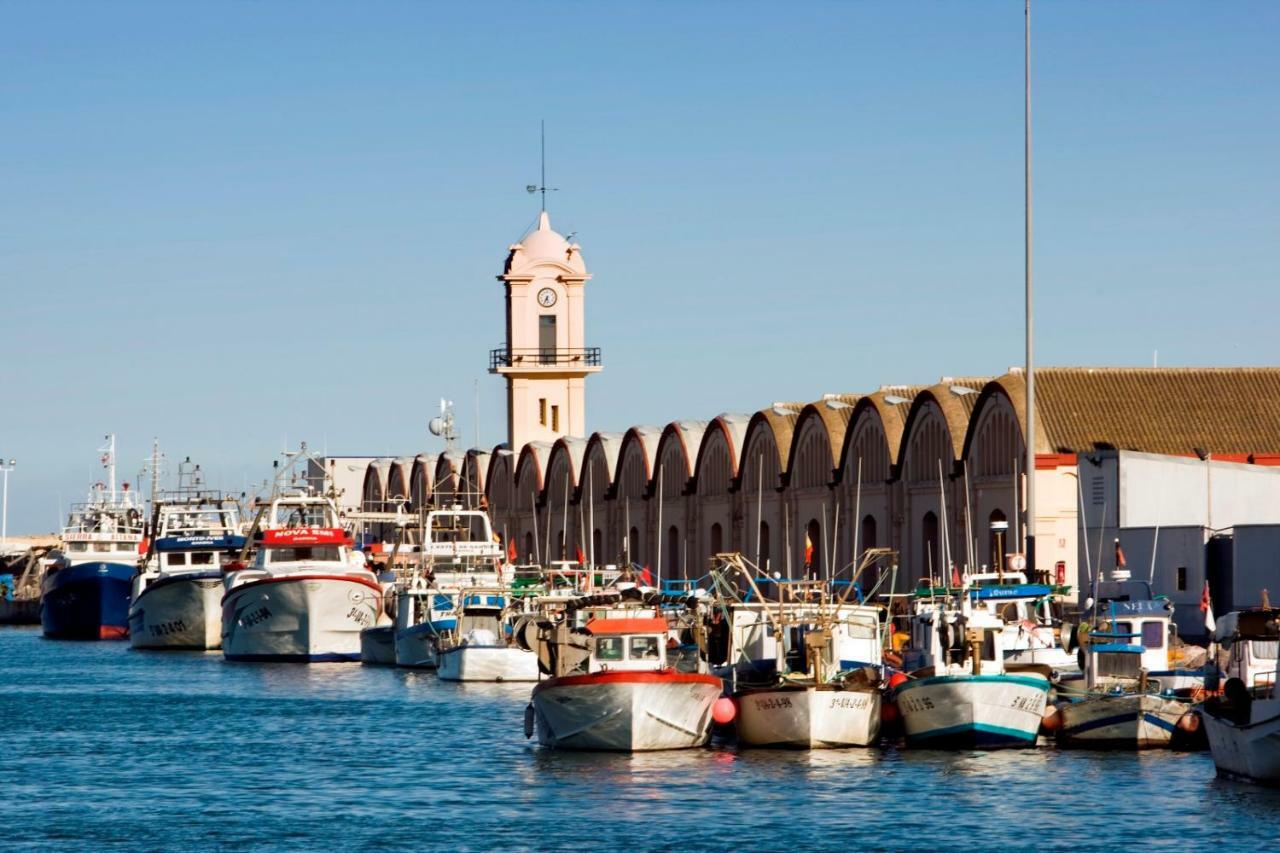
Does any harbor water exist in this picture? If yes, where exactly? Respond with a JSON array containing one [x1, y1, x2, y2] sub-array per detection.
[[2, 627, 1275, 852]]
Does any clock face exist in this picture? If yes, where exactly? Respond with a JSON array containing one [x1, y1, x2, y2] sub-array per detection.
[[537, 287, 557, 308]]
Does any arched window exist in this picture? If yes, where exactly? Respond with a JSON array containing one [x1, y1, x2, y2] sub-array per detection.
[[628, 526, 640, 565], [558, 531, 566, 560], [592, 528, 602, 566], [667, 525, 680, 579], [805, 519, 822, 576], [758, 521, 771, 571], [860, 514, 879, 589], [988, 509, 1009, 572], [922, 511, 939, 579], [523, 532, 533, 563], [710, 522, 723, 556]]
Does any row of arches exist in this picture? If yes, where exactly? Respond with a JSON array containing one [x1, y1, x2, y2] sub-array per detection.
[[360, 374, 1064, 590]]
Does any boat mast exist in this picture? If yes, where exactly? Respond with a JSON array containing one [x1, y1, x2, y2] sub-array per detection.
[[104, 434, 117, 500], [1023, 0, 1038, 577]]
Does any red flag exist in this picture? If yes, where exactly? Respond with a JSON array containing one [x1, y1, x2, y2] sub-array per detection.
[[1114, 539, 1127, 569], [507, 538, 518, 563], [804, 531, 814, 567], [1200, 580, 1216, 632], [950, 565, 962, 587], [640, 565, 654, 586], [575, 545, 585, 565]]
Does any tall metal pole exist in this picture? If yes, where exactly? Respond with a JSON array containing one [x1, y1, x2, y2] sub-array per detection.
[[1, 462, 11, 554], [1023, 0, 1038, 577]]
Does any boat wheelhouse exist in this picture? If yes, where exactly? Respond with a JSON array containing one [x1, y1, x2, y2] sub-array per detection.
[[129, 494, 245, 650], [435, 587, 538, 682], [222, 493, 380, 663]]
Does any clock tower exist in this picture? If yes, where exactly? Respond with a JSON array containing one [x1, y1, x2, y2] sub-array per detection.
[[490, 210, 602, 451]]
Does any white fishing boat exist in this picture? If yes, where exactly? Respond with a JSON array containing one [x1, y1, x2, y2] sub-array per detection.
[[222, 493, 381, 663], [436, 588, 538, 682], [527, 595, 721, 752], [1053, 575, 1201, 749], [711, 560, 884, 749], [392, 505, 505, 669], [1202, 606, 1280, 785], [894, 582, 1050, 749], [129, 486, 245, 650], [916, 572, 1077, 674]]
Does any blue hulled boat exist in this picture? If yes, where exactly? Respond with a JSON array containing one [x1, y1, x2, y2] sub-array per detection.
[[42, 435, 146, 640]]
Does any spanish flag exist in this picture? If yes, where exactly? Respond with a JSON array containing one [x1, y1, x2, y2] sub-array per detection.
[[804, 531, 814, 567]]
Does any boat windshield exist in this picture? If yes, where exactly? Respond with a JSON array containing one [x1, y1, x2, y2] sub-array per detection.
[[272, 505, 331, 528], [596, 637, 624, 661], [267, 546, 341, 563], [1253, 640, 1278, 661], [1116, 621, 1164, 649]]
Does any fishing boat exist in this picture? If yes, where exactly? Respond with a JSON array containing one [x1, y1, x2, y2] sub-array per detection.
[[41, 436, 146, 640], [222, 492, 381, 662], [709, 556, 884, 749], [435, 587, 538, 682], [392, 506, 505, 669], [1053, 576, 1201, 749], [893, 581, 1051, 749], [526, 591, 721, 751], [1202, 606, 1280, 784], [129, 490, 245, 650], [914, 572, 1077, 674]]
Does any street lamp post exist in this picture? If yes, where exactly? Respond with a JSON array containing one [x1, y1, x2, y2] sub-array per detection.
[[0, 459, 16, 555]]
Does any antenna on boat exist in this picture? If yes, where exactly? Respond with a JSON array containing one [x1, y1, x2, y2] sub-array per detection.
[[429, 399, 458, 453], [99, 434, 117, 500], [526, 120, 557, 212]]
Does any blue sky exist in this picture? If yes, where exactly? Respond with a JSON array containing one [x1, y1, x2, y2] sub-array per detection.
[[2, 1, 1276, 533]]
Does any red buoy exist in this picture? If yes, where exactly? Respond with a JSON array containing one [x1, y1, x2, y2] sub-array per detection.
[[1040, 706, 1062, 732], [887, 672, 909, 690], [712, 697, 737, 725], [1177, 712, 1201, 733]]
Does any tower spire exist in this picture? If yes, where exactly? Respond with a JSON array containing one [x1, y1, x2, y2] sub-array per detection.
[[526, 120, 557, 212]]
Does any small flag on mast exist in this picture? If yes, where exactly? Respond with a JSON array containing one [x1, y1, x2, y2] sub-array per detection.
[[1200, 580, 1216, 633], [804, 531, 814, 568]]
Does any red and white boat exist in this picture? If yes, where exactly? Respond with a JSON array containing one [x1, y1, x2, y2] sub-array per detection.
[[527, 613, 722, 752], [222, 494, 381, 663]]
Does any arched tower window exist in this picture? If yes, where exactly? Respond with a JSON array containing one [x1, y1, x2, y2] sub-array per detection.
[[922, 511, 939, 579]]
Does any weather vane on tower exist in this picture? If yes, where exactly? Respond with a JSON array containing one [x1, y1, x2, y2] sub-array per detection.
[[526, 120, 557, 213]]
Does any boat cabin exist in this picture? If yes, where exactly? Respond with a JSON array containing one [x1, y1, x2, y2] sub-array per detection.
[[1081, 598, 1174, 685], [585, 616, 671, 672], [903, 600, 1009, 676], [1215, 608, 1280, 694]]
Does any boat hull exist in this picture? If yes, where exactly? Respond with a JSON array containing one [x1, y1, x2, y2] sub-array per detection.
[[360, 625, 396, 665], [394, 622, 441, 669], [222, 574, 381, 662], [531, 671, 722, 751], [1056, 692, 1189, 749], [896, 674, 1049, 749], [437, 644, 539, 682], [1203, 702, 1280, 785], [129, 572, 223, 650], [735, 684, 880, 748], [0, 597, 40, 625], [40, 562, 134, 640]]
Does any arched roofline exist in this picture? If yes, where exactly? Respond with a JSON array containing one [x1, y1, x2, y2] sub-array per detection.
[[784, 403, 852, 485], [961, 374, 1037, 460], [897, 385, 973, 471], [836, 393, 914, 475], [545, 437, 589, 500], [654, 421, 706, 496], [582, 432, 625, 500], [514, 442, 552, 498], [483, 444, 513, 500], [615, 426, 663, 494], [462, 448, 491, 495], [692, 414, 749, 494], [361, 459, 391, 500], [735, 408, 799, 490]]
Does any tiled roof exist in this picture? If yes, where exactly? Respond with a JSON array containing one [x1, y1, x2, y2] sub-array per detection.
[[997, 368, 1280, 454]]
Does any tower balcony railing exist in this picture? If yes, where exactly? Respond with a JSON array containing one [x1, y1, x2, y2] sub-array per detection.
[[489, 346, 602, 370]]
